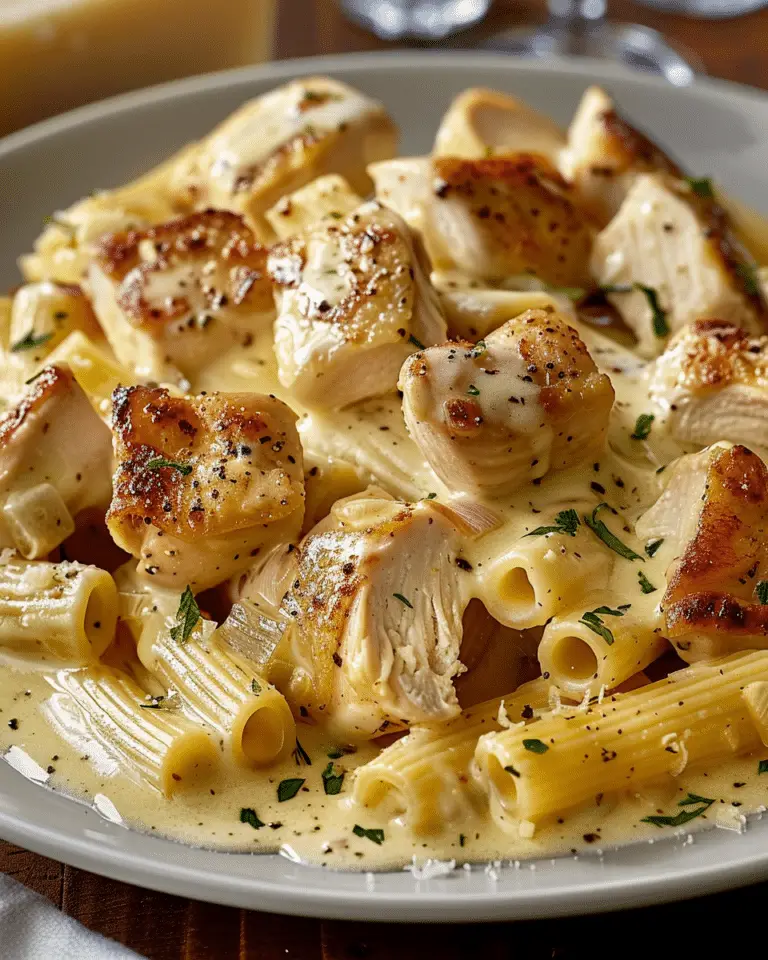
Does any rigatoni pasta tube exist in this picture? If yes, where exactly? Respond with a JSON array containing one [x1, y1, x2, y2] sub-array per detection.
[[45, 666, 218, 796], [479, 528, 613, 629], [537, 597, 668, 698], [474, 652, 768, 827], [137, 615, 295, 768], [0, 559, 117, 662], [352, 678, 551, 834], [3, 484, 75, 559]]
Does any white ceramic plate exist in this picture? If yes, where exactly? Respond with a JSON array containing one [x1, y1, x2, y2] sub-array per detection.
[[2, 53, 768, 921]]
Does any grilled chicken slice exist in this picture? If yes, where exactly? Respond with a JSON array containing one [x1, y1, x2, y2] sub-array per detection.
[[0, 365, 113, 557], [268, 200, 447, 408], [591, 173, 764, 357], [399, 309, 614, 497], [169, 77, 397, 241], [284, 494, 472, 737], [434, 87, 566, 162], [89, 210, 274, 385], [649, 320, 768, 456], [107, 386, 304, 592], [639, 443, 768, 660], [374, 154, 594, 287], [265, 174, 362, 241], [562, 86, 681, 226]]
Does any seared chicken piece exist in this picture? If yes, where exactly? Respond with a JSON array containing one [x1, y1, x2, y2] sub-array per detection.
[[107, 386, 304, 592], [268, 200, 446, 408], [265, 174, 362, 241], [434, 88, 565, 162], [591, 173, 764, 357], [562, 86, 681, 226], [284, 494, 472, 737], [375, 154, 594, 287], [0, 365, 113, 557], [89, 210, 273, 385], [649, 320, 768, 456], [639, 444, 768, 660], [399, 309, 614, 497], [169, 77, 397, 240]]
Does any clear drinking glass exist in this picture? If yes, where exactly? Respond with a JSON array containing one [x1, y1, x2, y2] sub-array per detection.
[[339, 0, 492, 40]]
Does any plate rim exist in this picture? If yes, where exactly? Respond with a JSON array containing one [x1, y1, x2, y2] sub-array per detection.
[[3, 50, 768, 921]]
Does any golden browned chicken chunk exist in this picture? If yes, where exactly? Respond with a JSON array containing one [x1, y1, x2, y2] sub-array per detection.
[[169, 77, 397, 240], [592, 173, 765, 357], [0, 365, 113, 557], [638, 443, 768, 660], [649, 319, 768, 455], [268, 200, 446, 408], [107, 385, 304, 592], [89, 209, 274, 385], [399, 309, 614, 497]]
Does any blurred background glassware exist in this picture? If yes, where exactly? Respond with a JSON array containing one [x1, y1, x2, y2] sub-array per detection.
[[1, 0, 277, 137], [338, 0, 492, 39], [483, 0, 700, 85]]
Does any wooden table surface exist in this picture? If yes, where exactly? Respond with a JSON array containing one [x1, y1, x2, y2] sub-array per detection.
[[4, 1, 768, 956]]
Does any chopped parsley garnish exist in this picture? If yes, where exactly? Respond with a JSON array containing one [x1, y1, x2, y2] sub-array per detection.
[[251, 678, 262, 695], [169, 586, 200, 644], [757, 581, 768, 605], [393, 593, 413, 609], [327, 748, 343, 760], [468, 340, 487, 357], [292, 739, 312, 766], [24, 369, 46, 385], [579, 607, 622, 646], [467, 384, 480, 397], [523, 739, 549, 754], [631, 414, 655, 441], [584, 503, 643, 561], [635, 284, 669, 338], [240, 807, 265, 830], [322, 761, 345, 796], [638, 571, 657, 594], [645, 538, 664, 558], [408, 334, 425, 350], [459, 833, 466, 846], [685, 176, 714, 199], [277, 778, 305, 802], [641, 792, 714, 828], [525, 509, 580, 539], [146, 457, 193, 476], [10, 331, 53, 353], [504, 764, 521, 777], [423, 492, 437, 500], [736, 262, 760, 297], [353, 824, 385, 845], [139, 695, 166, 710], [759, 759, 768, 774]]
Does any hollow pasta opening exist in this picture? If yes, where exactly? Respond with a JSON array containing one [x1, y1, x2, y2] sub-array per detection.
[[486, 754, 518, 811], [240, 706, 287, 765], [550, 635, 599, 682], [497, 566, 536, 615], [82, 579, 116, 657], [163, 732, 218, 795]]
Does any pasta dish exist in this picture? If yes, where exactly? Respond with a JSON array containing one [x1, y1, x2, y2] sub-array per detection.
[[3, 78, 768, 871]]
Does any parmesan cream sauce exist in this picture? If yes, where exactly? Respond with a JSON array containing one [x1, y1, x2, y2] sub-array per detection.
[[2, 313, 768, 872]]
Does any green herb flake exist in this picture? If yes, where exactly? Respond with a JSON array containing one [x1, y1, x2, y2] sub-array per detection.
[[423, 492, 437, 501], [635, 284, 669, 338], [322, 761, 345, 796], [459, 833, 466, 846], [292, 739, 312, 766], [523, 739, 549, 754], [469, 340, 487, 358], [638, 571, 657, 594], [584, 503, 643, 561], [756, 581, 768, 605], [631, 413, 655, 441], [759, 759, 768, 774], [169, 586, 200, 644], [408, 334, 425, 350], [525, 508, 580, 539], [353, 824, 385, 845], [277, 778, 305, 802], [240, 807, 265, 830], [251, 678, 262, 695], [641, 792, 714, 828], [327, 748, 343, 760], [645, 538, 664, 558], [146, 456, 193, 476], [503, 764, 521, 778], [467, 384, 480, 397], [10, 331, 53, 353], [24, 369, 46, 386], [736, 262, 760, 297], [685, 176, 715, 199], [393, 592, 413, 609], [139, 696, 165, 710], [579, 611, 615, 646]]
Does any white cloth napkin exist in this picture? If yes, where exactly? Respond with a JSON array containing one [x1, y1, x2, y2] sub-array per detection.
[[0, 873, 143, 959]]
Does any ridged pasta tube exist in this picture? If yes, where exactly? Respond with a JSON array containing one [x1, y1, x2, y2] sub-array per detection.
[[352, 678, 551, 834], [137, 615, 295, 768], [537, 596, 669, 698], [45, 666, 218, 796], [0, 559, 117, 663], [3, 484, 75, 559], [475, 652, 768, 827]]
